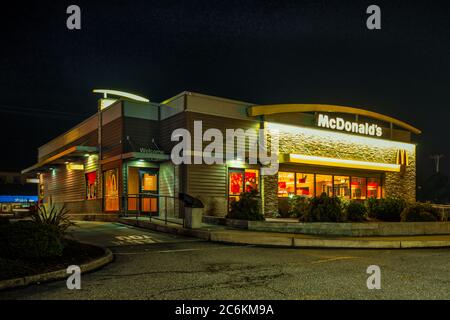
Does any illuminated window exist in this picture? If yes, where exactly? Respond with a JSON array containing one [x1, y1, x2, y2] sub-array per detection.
[[278, 172, 295, 197], [228, 168, 259, 204], [351, 177, 367, 199], [333, 176, 350, 199], [367, 177, 382, 199], [104, 169, 119, 211], [142, 173, 157, 192], [86, 171, 97, 200], [315, 175, 333, 197], [296, 173, 314, 197], [244, 169, 259, 193]]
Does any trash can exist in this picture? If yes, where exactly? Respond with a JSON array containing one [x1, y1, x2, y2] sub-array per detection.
[[179, 193, 204, 229]]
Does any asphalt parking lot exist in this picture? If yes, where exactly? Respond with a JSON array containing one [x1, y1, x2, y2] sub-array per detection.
[[1, 222, 449, 300]]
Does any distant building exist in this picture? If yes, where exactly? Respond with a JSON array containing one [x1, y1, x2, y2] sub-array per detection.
[[0, 171, 38, 215]]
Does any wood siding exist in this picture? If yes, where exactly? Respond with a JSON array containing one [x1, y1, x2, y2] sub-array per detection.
[[42, 167, 85, 203], [186, 111, 260, 157], [122, 117, 159, 153], [159, 112, 187, 153], [101, 117, 123, 159]]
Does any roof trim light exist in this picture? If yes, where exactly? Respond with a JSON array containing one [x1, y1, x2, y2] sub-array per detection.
[[93, 89, 149, 103]]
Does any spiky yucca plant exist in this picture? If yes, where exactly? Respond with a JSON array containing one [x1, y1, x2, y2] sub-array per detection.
[[31, 205, 74, 237]]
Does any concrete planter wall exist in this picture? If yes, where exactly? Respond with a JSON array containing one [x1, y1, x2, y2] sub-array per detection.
[[203, 216, 450, 236], [248, 221, 450, 236]]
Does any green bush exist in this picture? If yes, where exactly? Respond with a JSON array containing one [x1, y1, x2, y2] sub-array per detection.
[[31, 204, 74, 238], [0, 221, 64, 260], [401, 202, 441, 222], [227, 190, 264, 221], [346, 201, 367, 222], [300, 193, 345, 222], [366, 197, 379, 219], [288, 195, 310, 218], [366, 197, 406, 222], [278, 199, 291, 218]]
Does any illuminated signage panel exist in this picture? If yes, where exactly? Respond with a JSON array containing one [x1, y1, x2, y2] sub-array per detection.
[[317, 113, 383, 137]]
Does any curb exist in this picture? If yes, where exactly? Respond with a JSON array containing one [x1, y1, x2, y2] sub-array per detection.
[[0, 247, 114, 291], [118, 219, 450, 249]]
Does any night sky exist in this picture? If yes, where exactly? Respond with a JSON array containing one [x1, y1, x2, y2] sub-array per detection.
[[1, 0, 449, 183]]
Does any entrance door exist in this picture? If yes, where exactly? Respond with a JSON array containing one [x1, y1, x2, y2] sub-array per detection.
[[140, 169, 158, 214]]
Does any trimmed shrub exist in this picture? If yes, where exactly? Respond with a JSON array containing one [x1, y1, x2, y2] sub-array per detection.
[[288, 195, 310, 218], [278, 199, 291, 218], [300, 193, 345, 222], [0, 221, 64, 260], [401, 202, 441, 222], [227, 190, 264, 221], [366, 197, 379, 219], [366, 197, 406, 222], [346, 201, 367, 222]]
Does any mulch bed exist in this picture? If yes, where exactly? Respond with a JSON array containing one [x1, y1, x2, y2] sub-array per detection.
[[0, 240, 105, 281]]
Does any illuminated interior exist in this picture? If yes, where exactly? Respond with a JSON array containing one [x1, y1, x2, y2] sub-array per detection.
[[228, 168, 259, 205], [277, 172, 382, 199], [104, 169, 119, 211], [278, 172, 314, 197]]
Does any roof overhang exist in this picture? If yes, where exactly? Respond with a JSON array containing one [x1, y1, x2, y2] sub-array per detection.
[[100, 152, 170, 165], [22, 146, 98, 174], [248, 104, 421, 135], [279, 153, 401, 172]]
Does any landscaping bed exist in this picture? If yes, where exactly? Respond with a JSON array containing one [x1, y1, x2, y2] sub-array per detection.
[[0, 204, 106, 283], [0, 239, 105, 281]]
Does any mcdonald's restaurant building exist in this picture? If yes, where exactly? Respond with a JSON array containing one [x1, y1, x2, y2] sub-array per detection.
[[22, 91, 420, 219]]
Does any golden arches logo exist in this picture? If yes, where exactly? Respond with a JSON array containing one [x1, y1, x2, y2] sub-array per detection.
[[396, 149, 408, 166]]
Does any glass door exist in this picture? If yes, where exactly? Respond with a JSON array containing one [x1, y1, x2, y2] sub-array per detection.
[[140, 169, 158, 214]]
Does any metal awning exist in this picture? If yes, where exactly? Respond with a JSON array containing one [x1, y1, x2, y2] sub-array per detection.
[[22, 146, 98, 174], [101, 151, 170, 165]]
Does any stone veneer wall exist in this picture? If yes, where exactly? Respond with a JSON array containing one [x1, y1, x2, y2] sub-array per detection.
[[385, 163, 416, 203], [262, 173, 278, 217], [261, 125, 416, 215]]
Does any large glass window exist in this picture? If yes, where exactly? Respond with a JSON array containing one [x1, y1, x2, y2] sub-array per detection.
[[367, 177, 382, 199], [278, 172, 295, 197], [333, 176, 350, 199], [296, 173, 314, 197], [86, 171, 97, 200], [244, 170, 259, 193], [104, 169, 119, 211], [351, 177, 367, 199], [276, 172, 383, 200], [228, 168, 259, 204], [315, 174, 333, 197]]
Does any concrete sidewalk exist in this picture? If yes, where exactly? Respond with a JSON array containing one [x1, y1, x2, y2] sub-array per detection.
[[118, 217, 450, 249]]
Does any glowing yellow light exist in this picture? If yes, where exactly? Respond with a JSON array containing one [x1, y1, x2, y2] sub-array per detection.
[[267, 122, 416, 152], [99, 98, 118, 110], [93, 89, 149, 102], [66, 163, 84, 171], [283, 154, 401, 172]]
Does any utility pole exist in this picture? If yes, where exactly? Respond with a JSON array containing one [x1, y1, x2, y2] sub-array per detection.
[[430, 154, 444, 173]]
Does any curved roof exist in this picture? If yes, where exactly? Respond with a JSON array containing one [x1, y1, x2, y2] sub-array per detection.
[[248, 104, 421, 134]]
